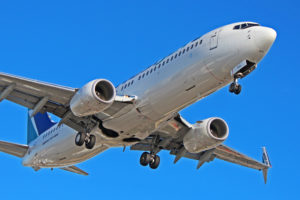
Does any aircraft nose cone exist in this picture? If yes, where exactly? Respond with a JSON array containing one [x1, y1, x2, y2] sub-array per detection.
[[254, 27, 277, 53]]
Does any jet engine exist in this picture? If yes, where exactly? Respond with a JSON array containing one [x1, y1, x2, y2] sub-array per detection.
[[70, 79, 116, 117], [183, 117, 229, 153]]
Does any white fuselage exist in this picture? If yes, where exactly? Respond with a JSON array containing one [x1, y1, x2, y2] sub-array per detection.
[[22, 22, 276, 168]]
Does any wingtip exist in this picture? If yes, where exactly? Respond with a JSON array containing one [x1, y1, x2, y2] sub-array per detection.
[[262, 146, 271, 167], [262, 147, 271, 184]]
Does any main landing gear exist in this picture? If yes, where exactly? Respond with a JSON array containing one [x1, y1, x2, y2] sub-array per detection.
[[229, 73, 243, 95], [75, 132, 96, 149], [140, 152, 160, 169]]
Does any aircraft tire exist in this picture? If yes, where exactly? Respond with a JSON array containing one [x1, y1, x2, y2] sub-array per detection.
[[75, 132, 85, 146], [229, 83, 235, 93], [149, 155, 160, 169], [85, 135, 96, 149], [140, 152, 151, 166], [234, 84, 242, 95]]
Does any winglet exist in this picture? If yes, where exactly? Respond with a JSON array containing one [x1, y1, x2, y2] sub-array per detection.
[[262, 147, 271, 184]]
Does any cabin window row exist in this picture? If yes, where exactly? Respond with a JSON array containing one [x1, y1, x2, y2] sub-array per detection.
[[121, 39, 202, 91]]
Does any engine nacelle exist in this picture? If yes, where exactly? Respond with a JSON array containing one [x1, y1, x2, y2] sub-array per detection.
[[183, 117, 229, 153], [70, 79, 116, 117]]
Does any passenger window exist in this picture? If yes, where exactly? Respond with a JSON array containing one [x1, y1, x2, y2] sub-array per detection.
[[191, 44, 193, 49], [195, 42, 198, 47], [171, 56, 173, 61], [154, 66, 156, 71], [131, 80, 134, 84], [138, 76, 141, 80], [175, 53, 177, 58], [142, 73, 145, 78], [150, 68, 153, 73], [121, 86, 123, 90], [166, 59, 169, 63], [162, 61, 165, 66], [200, 40, 202, 45], [178, 51, 181, 56], [146, 71, 149, 75], [187, 47, 189, 52], [182, 49, 185, 54], [124, 84, 127, 89], [158, 64, 161, 68]]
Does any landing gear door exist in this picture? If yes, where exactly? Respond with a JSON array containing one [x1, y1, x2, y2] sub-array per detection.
[[209, 31, 219, 50]]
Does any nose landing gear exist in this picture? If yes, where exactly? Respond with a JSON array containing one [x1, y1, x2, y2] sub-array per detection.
[[229, 73, 243, 95], [140, 152, 160, 169], [75, 132, 96, 149]]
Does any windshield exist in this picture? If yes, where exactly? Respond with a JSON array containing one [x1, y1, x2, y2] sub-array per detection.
[[233, 23, 260, 30]]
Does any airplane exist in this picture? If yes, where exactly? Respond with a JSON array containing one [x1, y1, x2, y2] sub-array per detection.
[[0, 22, 275, 183]]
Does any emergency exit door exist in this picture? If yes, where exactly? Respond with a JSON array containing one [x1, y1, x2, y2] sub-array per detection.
[[209, 31, 219, 50]]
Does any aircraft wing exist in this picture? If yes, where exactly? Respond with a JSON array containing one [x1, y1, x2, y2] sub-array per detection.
[[213, 145, 268, 170], [0, 72, 136, 132], [0, 140, 28, 158], [130, 113, 271, 183]]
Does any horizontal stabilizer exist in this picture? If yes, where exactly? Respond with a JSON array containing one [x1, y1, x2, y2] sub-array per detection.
[[0, 140, 28, 158], [60, 165, 88, 176]]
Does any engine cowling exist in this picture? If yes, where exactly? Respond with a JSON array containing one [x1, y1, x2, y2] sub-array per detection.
[[70, 79, 116, 117], [183, 117, 229, 153]]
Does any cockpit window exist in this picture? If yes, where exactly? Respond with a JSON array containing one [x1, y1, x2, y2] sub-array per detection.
[[246, 23, 260, 28], [233, 25, 240, 30], [233, 23, 260, 30]]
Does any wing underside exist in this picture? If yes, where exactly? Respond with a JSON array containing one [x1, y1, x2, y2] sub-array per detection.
[[0, 72, 136, 133], [130, 113, 271, 183]]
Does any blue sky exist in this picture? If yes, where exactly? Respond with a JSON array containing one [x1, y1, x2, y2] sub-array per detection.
[[0, 0, 299, 199]]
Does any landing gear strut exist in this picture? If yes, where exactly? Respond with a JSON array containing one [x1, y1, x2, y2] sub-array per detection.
[[229, 73, 243, 95], [75, 132, 96, 149], [140, 152, 160, 169]]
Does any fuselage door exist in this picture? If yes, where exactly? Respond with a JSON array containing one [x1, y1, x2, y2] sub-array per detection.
[[209, 31, 219, 50]]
